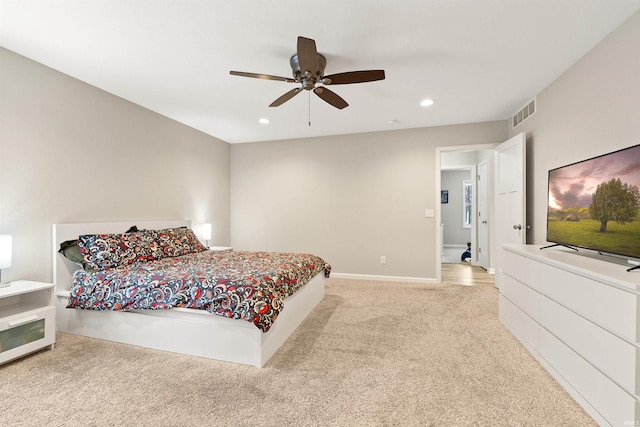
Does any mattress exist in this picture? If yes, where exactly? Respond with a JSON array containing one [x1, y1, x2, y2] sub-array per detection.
[[67, 250, 330, 332]]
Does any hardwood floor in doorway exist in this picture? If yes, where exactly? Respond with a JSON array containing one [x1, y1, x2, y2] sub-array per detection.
[[441, 263, 494, 287]]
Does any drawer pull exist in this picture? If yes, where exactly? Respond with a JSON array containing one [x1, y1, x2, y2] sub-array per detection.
[[8, 315, 39, 327]]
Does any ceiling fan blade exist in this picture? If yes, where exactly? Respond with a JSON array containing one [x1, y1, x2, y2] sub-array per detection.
[[297, 36, 318, 75], [230, 71, 295, 83], [269, 88, 303, 107], [313, 87, 348, 109], [322, 70, 386, 85]]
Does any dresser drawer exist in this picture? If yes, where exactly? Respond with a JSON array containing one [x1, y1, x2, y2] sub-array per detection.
[[539, 328, 639, 427], [499, 295, 539, 359], [0, 306, 55, 364], [502, 249, 542, 291], [540, 295, 640, 395], [500, 272, 540, 320], [539, 263, 640, 342]]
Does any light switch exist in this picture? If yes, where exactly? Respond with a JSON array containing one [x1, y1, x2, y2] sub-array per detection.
[[425, 209, 435, 218]]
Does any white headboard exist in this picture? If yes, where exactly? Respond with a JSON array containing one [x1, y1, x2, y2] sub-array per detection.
[[52, 220, 191, 291]]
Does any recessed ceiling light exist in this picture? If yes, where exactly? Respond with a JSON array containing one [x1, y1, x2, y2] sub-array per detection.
[[420, 99, 435, 107], [258, 118, 270, 124]]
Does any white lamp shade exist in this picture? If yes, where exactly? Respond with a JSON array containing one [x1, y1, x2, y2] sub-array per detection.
[[202, 224, 212, 241], [0, 235, 12, 269]]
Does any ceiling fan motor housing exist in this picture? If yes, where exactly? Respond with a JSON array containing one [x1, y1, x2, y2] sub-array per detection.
[[290, 53, 327, 90]]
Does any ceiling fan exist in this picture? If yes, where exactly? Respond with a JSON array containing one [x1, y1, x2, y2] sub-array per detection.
[[230, 36, 385, 110]]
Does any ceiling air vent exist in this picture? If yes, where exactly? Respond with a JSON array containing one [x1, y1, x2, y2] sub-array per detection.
[[512, 98, 536, 128]]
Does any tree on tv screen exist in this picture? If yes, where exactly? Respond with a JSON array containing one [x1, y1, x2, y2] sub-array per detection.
[[589, 178, 640, 232]]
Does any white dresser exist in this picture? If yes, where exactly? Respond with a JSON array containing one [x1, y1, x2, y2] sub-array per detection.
[[498, 244, 640, 427]]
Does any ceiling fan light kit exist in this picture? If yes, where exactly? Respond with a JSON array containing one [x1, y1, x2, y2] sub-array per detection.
[[230, 36, 385, 110]]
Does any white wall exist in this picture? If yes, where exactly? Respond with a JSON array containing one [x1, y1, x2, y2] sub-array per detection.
[[230, 123, 506, 280], [509, 10, 640, 245], [0, 48, 231, 283]]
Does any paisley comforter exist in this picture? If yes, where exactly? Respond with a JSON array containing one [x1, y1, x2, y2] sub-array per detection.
[[67, 250, 331, 332]]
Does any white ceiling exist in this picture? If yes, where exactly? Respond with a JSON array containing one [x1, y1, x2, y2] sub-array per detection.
[[1, 1, 639, 144]]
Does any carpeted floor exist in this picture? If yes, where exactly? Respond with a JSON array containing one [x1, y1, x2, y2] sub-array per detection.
[[0, 278, 596, 427]]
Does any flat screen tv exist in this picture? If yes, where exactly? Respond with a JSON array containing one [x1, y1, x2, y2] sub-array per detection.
[[546, 143, 640, 269]]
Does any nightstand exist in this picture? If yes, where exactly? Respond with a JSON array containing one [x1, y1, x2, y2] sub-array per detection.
[[209, 246, 233, 252], [0, 281, 56, 364]]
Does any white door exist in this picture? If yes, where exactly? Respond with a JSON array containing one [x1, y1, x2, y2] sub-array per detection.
[[477, 160, 490, 271], [494, 133, 526, 287]]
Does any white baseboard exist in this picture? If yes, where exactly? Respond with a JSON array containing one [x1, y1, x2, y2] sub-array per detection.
[[330, 272, 437, 284]]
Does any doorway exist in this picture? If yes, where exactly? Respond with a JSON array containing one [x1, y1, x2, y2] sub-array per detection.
[[435, 144, 497, 284]]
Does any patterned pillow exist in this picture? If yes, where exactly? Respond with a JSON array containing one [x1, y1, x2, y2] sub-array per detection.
[[154, 227, 207, 258], [60, 225, 141, 271], [78, 230, 160, 270]]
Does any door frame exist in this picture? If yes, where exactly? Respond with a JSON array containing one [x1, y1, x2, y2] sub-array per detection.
[[435, 143, 498, 283], [477, 160, 490, 271], [441, 165, 476, 263]]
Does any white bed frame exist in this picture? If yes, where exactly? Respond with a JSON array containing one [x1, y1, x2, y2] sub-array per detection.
[[52, 220, 325, 367]]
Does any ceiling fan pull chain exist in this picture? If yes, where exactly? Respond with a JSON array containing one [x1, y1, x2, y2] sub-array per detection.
[[308, 91, 311, 127]]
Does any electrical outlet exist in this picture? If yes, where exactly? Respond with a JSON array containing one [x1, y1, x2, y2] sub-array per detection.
[[425, 209, 435, 218], [380, 256, 386, 264]]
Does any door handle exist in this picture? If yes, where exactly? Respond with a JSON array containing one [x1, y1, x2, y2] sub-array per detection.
[[513, 224, 522, 230]]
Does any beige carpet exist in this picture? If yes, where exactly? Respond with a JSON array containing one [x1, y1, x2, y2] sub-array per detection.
[[0, 278, 596, 427]]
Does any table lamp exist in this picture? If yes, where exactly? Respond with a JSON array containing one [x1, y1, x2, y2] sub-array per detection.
[[0, 235, 12, 288], [202, 224, 212, 247]]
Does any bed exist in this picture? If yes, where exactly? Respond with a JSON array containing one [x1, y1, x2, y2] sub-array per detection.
[[52, 220, 329, 367]]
